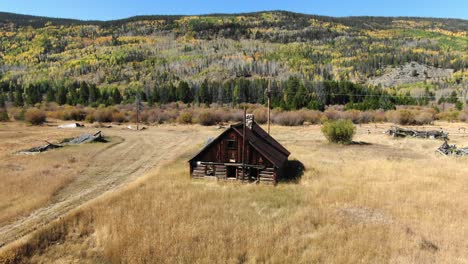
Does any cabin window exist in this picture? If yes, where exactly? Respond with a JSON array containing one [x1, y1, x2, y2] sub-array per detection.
[[226, 140, 237, 150]]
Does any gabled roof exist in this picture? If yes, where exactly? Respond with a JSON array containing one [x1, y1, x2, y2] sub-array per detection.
[[189, 121, 290, 168]]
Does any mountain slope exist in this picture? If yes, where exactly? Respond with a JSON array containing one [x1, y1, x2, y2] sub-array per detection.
[[0, 11, 466, 108]]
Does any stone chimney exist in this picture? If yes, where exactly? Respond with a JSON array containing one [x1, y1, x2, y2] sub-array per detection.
[[246, 114, 254, 129]]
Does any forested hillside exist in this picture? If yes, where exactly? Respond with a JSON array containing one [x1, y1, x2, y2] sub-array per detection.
[[0, 11, 466, 110]]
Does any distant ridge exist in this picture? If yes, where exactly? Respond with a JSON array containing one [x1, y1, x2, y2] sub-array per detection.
[[0, 10, 467, 29]]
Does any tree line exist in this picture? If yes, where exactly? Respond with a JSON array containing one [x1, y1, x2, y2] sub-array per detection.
[[0, 77, 445, 111]]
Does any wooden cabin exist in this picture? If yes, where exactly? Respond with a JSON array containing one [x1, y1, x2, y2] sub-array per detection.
[[189, 114, 290, 184]]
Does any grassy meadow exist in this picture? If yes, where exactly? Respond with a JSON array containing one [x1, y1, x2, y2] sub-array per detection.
[[0, 122, 467, 263]]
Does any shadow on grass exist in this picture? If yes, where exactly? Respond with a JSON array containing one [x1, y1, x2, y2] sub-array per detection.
[[280, 159, 305, 183], [349, 141, 372, 146]]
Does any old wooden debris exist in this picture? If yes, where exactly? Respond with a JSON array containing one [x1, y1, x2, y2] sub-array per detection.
[[65, 131, 106, 144], [17, 131, 106, 155], [17, 142, 63, 155], [58, 123, 84, 129], [437, 141, 468, 156], [386, 126, 448, 140]]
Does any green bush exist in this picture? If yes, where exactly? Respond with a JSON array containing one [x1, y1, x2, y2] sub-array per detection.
[[25, 108, 46, 125], [12, 108, 26, 121], [0, 109, 9, 121], [177, 110, 193, 124], [321, 120, 356, 144]]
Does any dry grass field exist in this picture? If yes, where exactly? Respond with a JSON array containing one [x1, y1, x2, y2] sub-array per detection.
[[0, 121, 467, 263]]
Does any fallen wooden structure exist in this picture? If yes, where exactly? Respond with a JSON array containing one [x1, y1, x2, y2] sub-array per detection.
[[64, 131, 106, 144], [18, 131, 106, 154], [386, 127, 448, 140], [437, 141, 468, 156], [17, 142, 63, 155]]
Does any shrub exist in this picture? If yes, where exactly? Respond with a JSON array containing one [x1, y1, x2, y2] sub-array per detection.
[[273, 112, 304, 126], [94, 108, 113, 123], [252, 108, 268, 124], [25, 109, 46, 125], [11, 108, 26, 121], [436, 111, 459, 122], [342, 110, 361, 124], [324, 109, 342, 121], [177, 110, 193, 124], [197, 111, 220, 126], [145, 109, 174, 124], [386, 110, 415, 125], [212, 109, 230, 123], [85, 113, 95, 123], [0, 109, 9, 121], [459, 111, 468, 122], [112, 112, 126, 123], [414, 111, 434, 125], [69, 109, 87, 121], [299, 109, 322, 124], [321, 120, 356, 144], [230, 110, 244, 122], [359, 111, 375, 123]]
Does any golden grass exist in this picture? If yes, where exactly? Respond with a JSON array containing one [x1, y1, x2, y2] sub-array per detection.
[[0, 122, 110, 226], [1, 122, 467, 263]]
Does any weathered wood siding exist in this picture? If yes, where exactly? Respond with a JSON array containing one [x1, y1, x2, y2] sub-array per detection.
[[258, 167, 275, 184], [192, 130, 274, 168]]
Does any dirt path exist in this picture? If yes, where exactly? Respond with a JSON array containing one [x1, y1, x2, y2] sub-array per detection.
[[0, 126, 205, 248]]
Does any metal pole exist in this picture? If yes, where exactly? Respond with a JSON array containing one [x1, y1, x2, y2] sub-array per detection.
[[242, 106, 246, 182]]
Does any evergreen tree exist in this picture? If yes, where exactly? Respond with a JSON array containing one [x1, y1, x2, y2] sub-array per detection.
[[78, 81, 90, 105], [0, 93, 5, 108], [46, 86, 55, 102], [176, 81, 192, 103], [88, 84, 100, 105], [56, 85, 68, 105], [294, 82, 308, 109], [14, 86, 24, 107], [197, 79, 211, 104], [284, 76, 300, 109], [24, 83, 42, 105], [112, 88, 123, 104], [233, 84, 240, 105], [448, 91, 458, 104], [67, 86, 79, 105], [101, 89, 110, 105], [152, 85, 160, 104]]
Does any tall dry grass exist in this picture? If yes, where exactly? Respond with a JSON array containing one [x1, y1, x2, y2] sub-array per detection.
[[2, 123, 466, 263], [0, 123, 111, 227]]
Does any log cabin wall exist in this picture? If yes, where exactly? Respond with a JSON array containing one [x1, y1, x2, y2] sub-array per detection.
[[191, 130, 274, 169], [189, 121, 290, 184]]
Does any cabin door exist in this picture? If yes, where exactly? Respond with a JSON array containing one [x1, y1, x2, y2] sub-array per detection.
[[227, 166, 237, 179]]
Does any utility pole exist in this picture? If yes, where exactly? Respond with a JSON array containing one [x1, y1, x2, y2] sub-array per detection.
[[241, 106, 246, 182], [267, 79, 272, 135], [135, 95, 143, 131]]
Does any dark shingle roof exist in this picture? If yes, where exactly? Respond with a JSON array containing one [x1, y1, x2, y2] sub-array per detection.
[[190, 121, 290, 168]]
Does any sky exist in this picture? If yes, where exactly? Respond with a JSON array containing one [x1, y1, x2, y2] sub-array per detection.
[[0, 0, 467, 21]]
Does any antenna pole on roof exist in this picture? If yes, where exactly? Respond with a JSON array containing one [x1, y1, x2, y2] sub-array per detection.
[[242, 105, 246, 182], [267, 79, 271, 135]]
